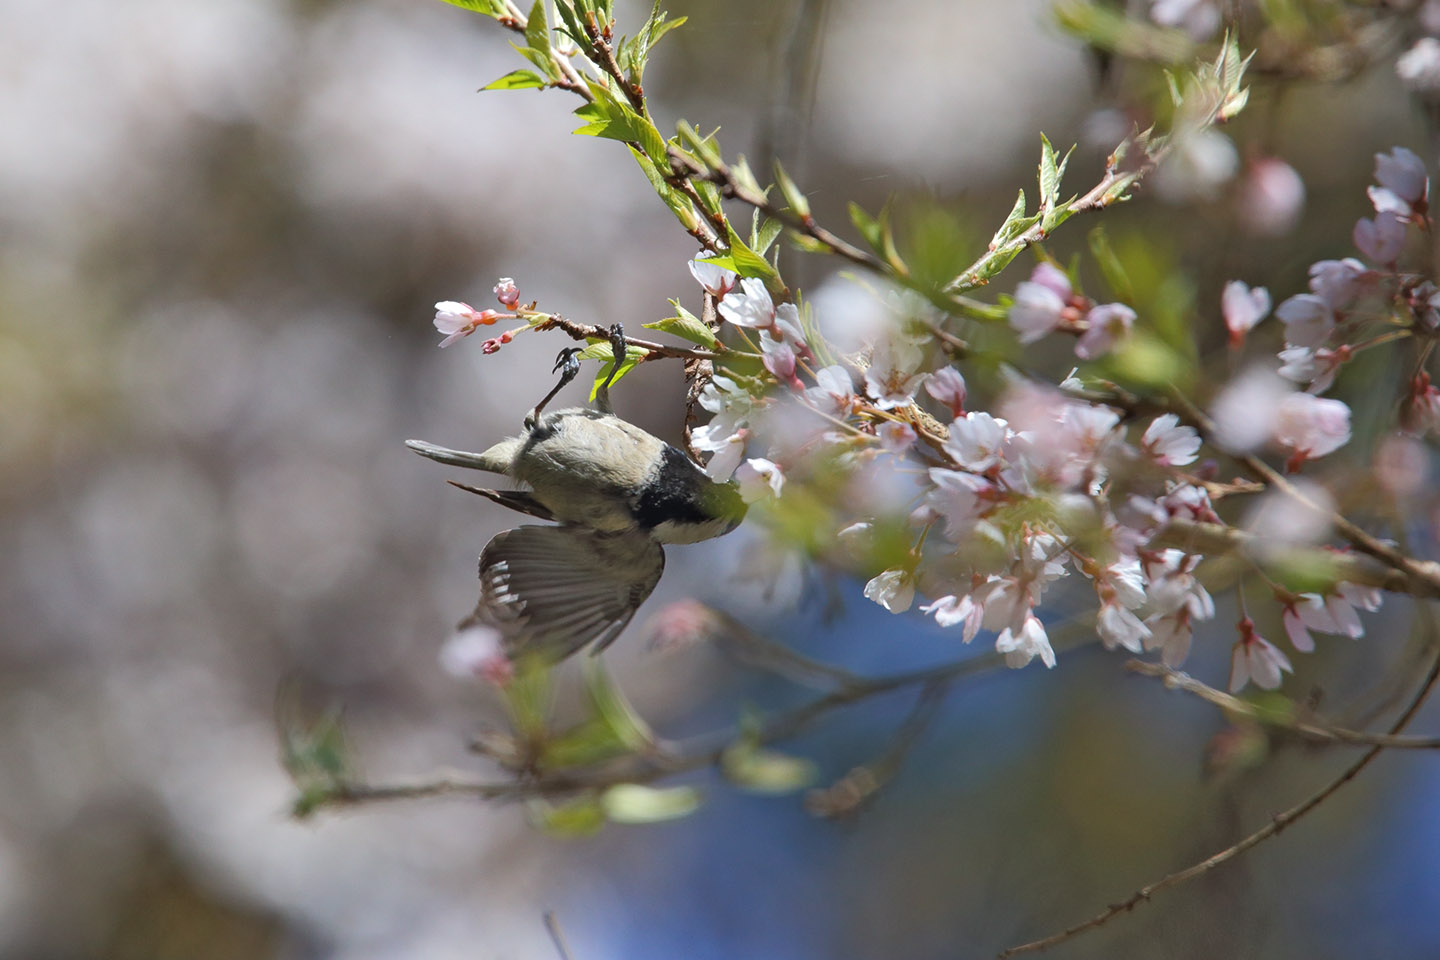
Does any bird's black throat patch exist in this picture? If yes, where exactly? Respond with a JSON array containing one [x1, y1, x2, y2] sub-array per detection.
[[634, 444, 744, 531]]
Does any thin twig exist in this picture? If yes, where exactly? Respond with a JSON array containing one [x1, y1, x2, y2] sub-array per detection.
[[1124, 659, 1440, 749], [538, 314, 726, 361], [997, 610, 1440, 958], [544, 911, 576, 960]]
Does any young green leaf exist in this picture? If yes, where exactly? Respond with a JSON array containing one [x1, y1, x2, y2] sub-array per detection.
[[584, 659, 654, 752], [579, 340, 648, 401], [523, 0, 551, 61], [720, 740, 818, 794], [601, 784, 702, 824], [435, 0, 508, 17], [529, 796, 607, 837], [773, 161, 811, 219], [645, 302, 719, 347], [725, 223, 780, 283], [483, 69, 548, 91]]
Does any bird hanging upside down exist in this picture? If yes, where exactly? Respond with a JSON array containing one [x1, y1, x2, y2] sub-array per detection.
[[407, 324, 746, 663]]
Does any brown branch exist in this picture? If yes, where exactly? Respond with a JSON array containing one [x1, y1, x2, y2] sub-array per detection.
[[537, 313, 726, 361], [1124, 659, 1440, 749], [997, 611, 1440, 958]]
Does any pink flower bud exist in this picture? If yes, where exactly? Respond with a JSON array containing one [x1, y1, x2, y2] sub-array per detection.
[[494, 277, 520, 307]]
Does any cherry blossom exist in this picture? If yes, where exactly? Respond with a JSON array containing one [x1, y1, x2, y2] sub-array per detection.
[[718, 277, 778, 328], [1009, 265, 1072, 343], [493, 277, 520, 308], [864, 568, 915, 613], [735, 458, 785, 502], [1098, 601, 1151, 653], [921, 591, 986, 642], [924, 366, 968, 417], [1370, 147, 1427, 217], [1221, 281, 1270, 347], [926, 468, 997, 540], [1229, 618, 1293, 692], [1307, 258, 1368, 310], [805, 365, 855, 416], [1239, 157, 1305, 236], [1273, 393, 1351, 466], [689, 257, 739, 299], [996, 614, 1056, 669], [863, 337, 927, 410], [878, 421, 916, 454], [1353, 213, 1406, 265], [1075, 303, 1135, 359], [433, 300, 499, 347], [945, 412, 1010, 472], [1274, 294, 1334, 348], [439, 625, 513, 686], [1141, 413, 1201, 466]]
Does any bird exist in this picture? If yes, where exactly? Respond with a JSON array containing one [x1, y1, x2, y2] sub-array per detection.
[[407, 325, 746, 663]]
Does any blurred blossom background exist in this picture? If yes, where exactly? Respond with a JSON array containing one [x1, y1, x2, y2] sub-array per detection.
[[3, 0, 1440, 958]]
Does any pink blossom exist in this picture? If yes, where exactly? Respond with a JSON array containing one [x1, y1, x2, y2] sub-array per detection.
[[718, 277, 776, 328], [759, 304, 807, 381], [1210, 367, 1291, 452], [689, 257, 739, 299], [806, 365, 854, 416], [924, 366, 968, 417], [1239, 157, 1305, 236], [1098, 602, 1151, 653], [1277, 344, 1345, 394], [864, 568, 914, 613], [1150, 0, 1220, 39], [864, 337, 927, 410], [926, 468, 996, 540], [1373, 146, 1428, 211], [433, 300, 498, 348], [1353, 213, 1407, 265], [1374, 433, 1429, 500], [493, 278, 520, 307], [1145, 608, 1196, 667], [1274, 294, 1334, 348], [1009, 281, 1068, 344], [1229, 618, 1293, 692], [735, 458, 784, 502], [1307, 258, 1368, 310], [1141, 413, 1201, 466], [996, 614, 1056, 669], [641, 599, 723, 653], [1398, 37, 1440, 94], [1075, 303, 1136, 359], [878, 420, 917, 453], [439, 625, 513, 686], [945, 411, 1010, 472], [1222, 281, 1271, 347], [1274, 393, 1351, 465], [921, 592, 986, 642]]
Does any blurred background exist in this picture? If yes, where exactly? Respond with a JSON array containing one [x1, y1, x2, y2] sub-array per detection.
[[3, 0, 1439, 957]]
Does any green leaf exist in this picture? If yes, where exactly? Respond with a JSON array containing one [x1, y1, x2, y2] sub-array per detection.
[[529, 796, 606, 837], [482, 69, 548, 91], [523, 0, 551, 61], [578, 340, 648, 401], [628, 146, 698, 231], [435, 0, 508, 17], [987, 189, 1032, 249], [572, 83, 668, 162], [752, 214, 783, 257], [725, 223, 779, 283], [584, 659, 654, 752], [601, 784, 702, 824], [676, 121, 724, 170], [501, 655, 553, 739], [720, 741, 817, 794], [645, 302, 719, 347], [1087, 225, 1134, 303], [848, 202, 883, 250], [1038, 133, 1060, 211], [773, 161, 811, 219], [539, 718, 631, 769]]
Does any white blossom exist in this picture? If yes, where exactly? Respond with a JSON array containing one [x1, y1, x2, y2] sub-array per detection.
[[1141, 413, 1201, 466], [864, 568, 915, 613]]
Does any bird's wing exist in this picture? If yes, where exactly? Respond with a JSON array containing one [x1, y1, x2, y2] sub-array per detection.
[[474, 525, 664, 662], [444, 480, 555, 521]]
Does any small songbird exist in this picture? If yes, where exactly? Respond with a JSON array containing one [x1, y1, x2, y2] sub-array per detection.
[[408, 325, 746, 663]]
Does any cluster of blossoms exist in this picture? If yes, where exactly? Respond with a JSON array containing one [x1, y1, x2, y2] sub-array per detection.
[[431, 146, 1427, 697], [1007, 262, 1137, 360]]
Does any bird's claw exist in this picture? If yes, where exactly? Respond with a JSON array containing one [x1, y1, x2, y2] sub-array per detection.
[[552, 347, 583, 378]]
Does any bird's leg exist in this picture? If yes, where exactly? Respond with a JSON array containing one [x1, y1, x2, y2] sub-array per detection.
[[593, 323, 627, 415], [526, 347, 583, 430]]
